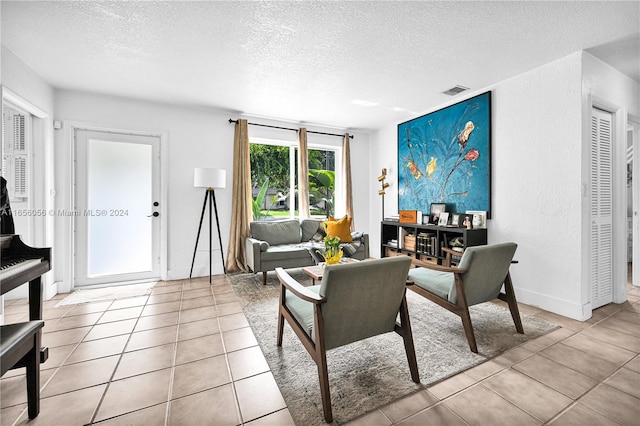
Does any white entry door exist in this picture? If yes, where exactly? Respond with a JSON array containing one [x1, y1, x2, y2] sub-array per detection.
[[74, 129, 161, 287]]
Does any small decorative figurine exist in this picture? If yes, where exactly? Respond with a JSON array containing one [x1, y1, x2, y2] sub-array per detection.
[[464, 216, 472, 229], [378, 168, 390, 220]]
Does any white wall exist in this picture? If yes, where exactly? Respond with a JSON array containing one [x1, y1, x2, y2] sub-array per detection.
[[581, 52, 640, 303], [1, 46, 56, 301], [492, 53, 584, 319], [368, 123, 399, 254], [371, 52, 592, 320], [53, 90, 371, 290], [583, 53, 640, 117], [6, 39, 634, 319], [54, 90, 235, 288]]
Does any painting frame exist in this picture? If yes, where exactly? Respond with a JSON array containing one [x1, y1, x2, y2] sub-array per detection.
[[397, 91, 492, 218]]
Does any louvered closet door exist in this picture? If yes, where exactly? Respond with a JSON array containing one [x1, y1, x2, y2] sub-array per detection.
[[590, 108, 613, 309]]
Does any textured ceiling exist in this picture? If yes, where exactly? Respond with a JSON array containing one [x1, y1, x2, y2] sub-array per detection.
[[1, 1, 639, 131]]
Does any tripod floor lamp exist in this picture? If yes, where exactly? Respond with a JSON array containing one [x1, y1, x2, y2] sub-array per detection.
[[190, 168, 226, 283]]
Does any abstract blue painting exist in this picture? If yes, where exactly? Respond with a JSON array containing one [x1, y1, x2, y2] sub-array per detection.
[[397, 91, 491, 217]]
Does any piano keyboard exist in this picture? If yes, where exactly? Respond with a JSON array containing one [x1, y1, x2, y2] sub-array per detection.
[[0, 258, 43, 281]]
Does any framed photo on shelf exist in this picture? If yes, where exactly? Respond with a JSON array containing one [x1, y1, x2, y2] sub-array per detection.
[[451, 214, 461, 227], [429, 203, 446, 225], [466, 210, 487, 228], [438, 212, 450, 226]]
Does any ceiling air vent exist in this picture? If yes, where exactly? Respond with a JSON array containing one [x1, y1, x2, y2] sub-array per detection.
[[443, 85, 469, 96]]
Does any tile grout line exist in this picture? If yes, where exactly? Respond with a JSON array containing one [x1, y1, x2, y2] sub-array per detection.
[[87, 295, 151, 425], [506, 314, 638, 426], [542, 361, 633, 426], [34, 299, 117, 425], [162, 278, 187, 426], [388, 305, 639, 426], [5, 297, 112, 425], [4, 281, 638, 426], [87, 281, 189, 424], [215, 276, 246, 425]]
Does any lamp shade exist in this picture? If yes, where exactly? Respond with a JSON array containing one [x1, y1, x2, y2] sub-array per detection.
[[194, 168, 226, 189]]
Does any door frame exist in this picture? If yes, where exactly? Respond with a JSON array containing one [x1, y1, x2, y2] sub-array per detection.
[[66, 121, 168, 290], [584, 96, 628, 309], [630, 114, 639, 287], [1, 88, 55, 301]]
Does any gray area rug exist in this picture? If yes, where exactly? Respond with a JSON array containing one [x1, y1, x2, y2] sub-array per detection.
[[228, 269, 558, 425]]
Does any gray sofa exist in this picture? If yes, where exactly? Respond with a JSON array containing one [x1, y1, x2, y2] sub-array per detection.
[[246, 219, 369, 285]]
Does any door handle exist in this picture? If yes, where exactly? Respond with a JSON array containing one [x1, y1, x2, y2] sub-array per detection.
[[147, 212, 160, 217]]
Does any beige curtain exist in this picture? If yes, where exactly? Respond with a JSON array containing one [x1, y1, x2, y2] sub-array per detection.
[[226, 119, 252, 272], [342, 133, 354, 230], [298, 128, 311, 219]]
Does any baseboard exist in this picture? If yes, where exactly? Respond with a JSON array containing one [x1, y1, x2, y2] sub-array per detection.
[[167, 265, 226, 281], [44, 280, 58, 301], [514, 286, 590, 321], [1, 280, 58, 301]]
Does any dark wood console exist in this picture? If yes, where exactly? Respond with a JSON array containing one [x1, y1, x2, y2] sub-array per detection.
[[380, 221, 487, 263]]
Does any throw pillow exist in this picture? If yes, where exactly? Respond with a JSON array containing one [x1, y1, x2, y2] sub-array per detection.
[[324, 215, 353, 243], [341, 243, 357, 257], [311, 228, 326, 242]]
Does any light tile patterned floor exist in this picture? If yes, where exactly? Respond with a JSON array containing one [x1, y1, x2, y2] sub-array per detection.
[[1, 274, 639, 425]]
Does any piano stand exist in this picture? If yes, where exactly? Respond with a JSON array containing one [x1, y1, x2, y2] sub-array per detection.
[[40, 347, 49, 364], [5, 275, 49, 367], [0, 321, 45, 419], [1, 234, 52, 418]]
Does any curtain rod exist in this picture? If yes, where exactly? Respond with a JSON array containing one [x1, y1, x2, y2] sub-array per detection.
[[228, 119, 353, 139]]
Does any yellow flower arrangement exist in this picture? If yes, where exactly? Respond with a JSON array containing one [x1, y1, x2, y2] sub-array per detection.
[[324, 250, 343, 265], [319, 235, 343, 265]]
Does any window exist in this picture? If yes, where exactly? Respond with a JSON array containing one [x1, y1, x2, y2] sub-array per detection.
[[250, 138, 339, 221], [308, 148, 336, 218]]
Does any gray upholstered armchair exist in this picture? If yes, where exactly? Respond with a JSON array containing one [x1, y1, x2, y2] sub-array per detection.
[[408, 242, 523, 353], [275, 256, 419, 423]]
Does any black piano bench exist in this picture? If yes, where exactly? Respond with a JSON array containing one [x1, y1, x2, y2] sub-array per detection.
[[1, 320, 45, 419]]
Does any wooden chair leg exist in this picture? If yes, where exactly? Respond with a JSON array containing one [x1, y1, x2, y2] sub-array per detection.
[[502, 272, 524, 334], [277, 285, 286, 346], [276, 312, 285, 347], [460, 307, 478, 353], [262, 271, 267, 285], [397, 294, 420, 383], [26, 332, 41, 419], [454, 276, 478, 353], [312, 306, 332, 423], [316, 350, 332, 423]]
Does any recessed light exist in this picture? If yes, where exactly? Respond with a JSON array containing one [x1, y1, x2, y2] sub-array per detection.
[[391, 106, 417, 115], [351, 99, 378, 107]]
